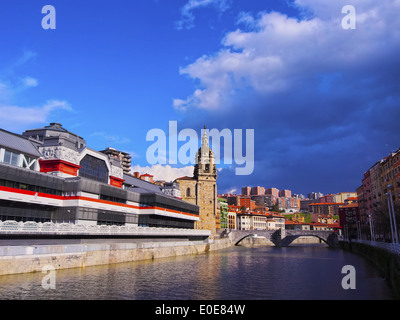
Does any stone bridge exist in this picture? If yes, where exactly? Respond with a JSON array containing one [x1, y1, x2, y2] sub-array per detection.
[[228, 229, 339, 248]]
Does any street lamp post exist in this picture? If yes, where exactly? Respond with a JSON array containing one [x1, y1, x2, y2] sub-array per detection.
[[386, 185, 398, 244], [368, 214, 375, 242], [388, 186, 398, 244], [355, 221, 359, 240], [386, 194, 395, 243]]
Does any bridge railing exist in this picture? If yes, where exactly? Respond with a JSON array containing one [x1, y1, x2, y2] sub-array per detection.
[[0, 220, 211, 237]]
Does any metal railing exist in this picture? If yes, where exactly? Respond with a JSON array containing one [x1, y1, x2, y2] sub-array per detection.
[[351, 239, 400, 256], [0, 220, 211, 237]]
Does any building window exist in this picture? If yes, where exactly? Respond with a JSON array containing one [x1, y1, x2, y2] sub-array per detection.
[[186, 187, 191, 197], [0, 179, 62, 196], [3, 150, 19, 166], [79, 154, 108, 183]]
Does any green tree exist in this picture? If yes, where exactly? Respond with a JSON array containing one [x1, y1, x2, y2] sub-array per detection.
[[271, 202, 280, 212]]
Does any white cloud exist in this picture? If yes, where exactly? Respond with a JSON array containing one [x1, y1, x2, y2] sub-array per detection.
[[130, 164, 194, 182], [0, 51, 73, 132], [175, 0, 400, 110], [90, 131, 131, 145], [3, 50, 37, 77], [225, 187, 237, 194], [125, 150, 139, 159], [173, 98, 189, 111], [174, 0, 400, 195], [0, 82, 11, 103], [0, 100, 71, 131], [236, 12, 257, 28], [176, 0, 230, 30], [22, 77, 39, 87], [11, 50, 37, 70]]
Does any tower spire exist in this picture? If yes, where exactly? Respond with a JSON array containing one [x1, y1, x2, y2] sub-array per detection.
[[201, 125, 209, 152]]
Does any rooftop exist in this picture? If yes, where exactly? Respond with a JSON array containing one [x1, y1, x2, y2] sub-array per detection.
[[0, 128, 42, 157], [23, 122, 84, 139], [175, 176, 195, 180], [123, 173, 163, 194], [339, 203, 359, 208], [309, 202, 344, 206]]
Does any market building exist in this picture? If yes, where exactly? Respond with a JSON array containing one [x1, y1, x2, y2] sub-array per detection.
[[0, 123, 199, 228]]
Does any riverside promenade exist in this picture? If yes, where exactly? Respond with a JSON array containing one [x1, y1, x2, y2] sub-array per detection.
[[0, 220, 232, 276]]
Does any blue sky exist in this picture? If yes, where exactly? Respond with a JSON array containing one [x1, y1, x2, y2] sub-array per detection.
[[0, 0, 399, 196]]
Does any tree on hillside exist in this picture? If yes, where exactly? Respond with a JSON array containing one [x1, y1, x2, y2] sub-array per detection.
[[271, 202, 285, 213], [271, 202, 280, 212]]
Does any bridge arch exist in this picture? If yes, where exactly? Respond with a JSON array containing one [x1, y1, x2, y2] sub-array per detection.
[[281, 234, 329, 247], [228, 230, 339, 248], [229, 230, 274, 246], [281, 232, 339, 248], [234, 233, 257, 246]]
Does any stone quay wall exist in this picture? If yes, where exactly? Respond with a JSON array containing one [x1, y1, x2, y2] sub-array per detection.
[[340, 241, 400, 299], [0, 238, 233, 276]]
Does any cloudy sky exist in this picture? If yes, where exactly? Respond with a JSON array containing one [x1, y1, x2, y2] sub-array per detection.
[[0, 0, 399, 196]]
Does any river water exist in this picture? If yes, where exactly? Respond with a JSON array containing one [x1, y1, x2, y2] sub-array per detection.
[[0, 244, 394, 300]]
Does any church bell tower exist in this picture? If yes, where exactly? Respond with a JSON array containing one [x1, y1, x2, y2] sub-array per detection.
[[193, 126, 217, 235]]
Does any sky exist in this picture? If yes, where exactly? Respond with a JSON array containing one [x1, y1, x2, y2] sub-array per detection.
[[0, 0, 399, 196]]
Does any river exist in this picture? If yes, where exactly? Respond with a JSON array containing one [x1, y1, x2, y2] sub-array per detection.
[[0, 243, 394, 300]]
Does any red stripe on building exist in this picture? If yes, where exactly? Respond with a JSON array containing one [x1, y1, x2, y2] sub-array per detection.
[[0, 186, 198, 218], [39, 159, 81, 176]]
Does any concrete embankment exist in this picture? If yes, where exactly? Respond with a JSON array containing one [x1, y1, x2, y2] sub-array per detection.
[[340, 241, 400, 299], [0, 238, 233, 276], [0, 235, 324, 276]]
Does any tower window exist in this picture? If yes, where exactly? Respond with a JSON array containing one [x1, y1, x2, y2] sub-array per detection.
[[186, 187, 191, 197]]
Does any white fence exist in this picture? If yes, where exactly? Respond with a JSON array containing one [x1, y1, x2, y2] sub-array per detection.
[[0, 220, 211, 237], [352, 239, 400, 256]]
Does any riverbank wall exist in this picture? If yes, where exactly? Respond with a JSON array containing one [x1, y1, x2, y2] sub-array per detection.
[[0, 235, 326, 276], [0, 238, 233, 276], [239, 236, 322, 246], [340, 241, 400, 299]]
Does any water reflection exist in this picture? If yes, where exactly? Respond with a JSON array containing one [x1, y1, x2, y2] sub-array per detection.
[[0, 244, 394, 300]]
